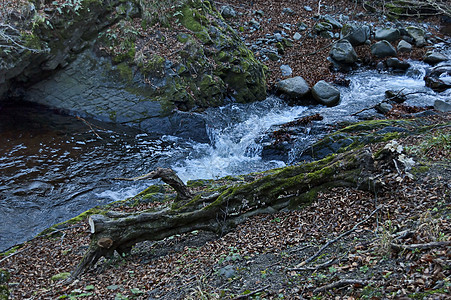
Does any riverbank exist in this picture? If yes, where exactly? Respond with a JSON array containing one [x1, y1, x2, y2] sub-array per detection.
[[1, 0, 450, 299], [0, 112, 449, 299]]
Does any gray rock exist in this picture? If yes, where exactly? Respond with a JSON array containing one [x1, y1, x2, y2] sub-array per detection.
[[397, 40, 412, 53], [280, 64, 293, 77], [406, 26, 426, 47], [341, 24, 370, 46], [293, 32, 302, 40], [275, 76, 310, 99], [304, 6, 312, 12], [219, 265, 236, 279], [424, 64, 451, 92], [298, 22, 308, 31], [329, 40, 358, 64], [386, 58, 410, 71], [371, 40, 397, 58], [314, 22, 333, 33], [434, 100, 451, 112], [311, 80, 340, 106], [321, 15, 342, 29], [255, 10, 264, 17], [220, 5, 236, 18], [320, 31, 334, 39], [375, 28, 400, 42], [24, 51, 210, 143], [282, 7, 295, 15], [423, 52, 448, 65], [375, 102, 393, 114]]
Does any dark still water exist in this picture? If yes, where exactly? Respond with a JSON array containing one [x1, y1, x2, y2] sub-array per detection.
[[0, 102, 178, 251]]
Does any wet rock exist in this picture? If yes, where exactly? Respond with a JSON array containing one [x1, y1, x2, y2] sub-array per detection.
[[255, 10, 264, 17], [386, 58, 410, 71], [385, 90, 407, 103], [375, 28, 400, 42], [434, 100, 451, 112], [280, 64, 293, 77], [341, 24, 370, 46], [311, 80, 340, 106], [424, 64, 451, 92], [329, 40, 358, 65], [275, 76, 310, 100], [220, 5, 236, 18], [406, 26, 426, 47], [423, 52, 448, 65], [371, 40, 397, 58], [397, 40, 412, 53], [375, 102, 393, 114], [304, 6, 313, 12]]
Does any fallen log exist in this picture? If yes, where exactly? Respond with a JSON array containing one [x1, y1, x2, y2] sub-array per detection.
[[70, 148, 378, 280]]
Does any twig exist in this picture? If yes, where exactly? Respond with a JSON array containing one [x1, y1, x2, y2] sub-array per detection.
[[233, 285, 270, 299], [0, 246, 28, 263], [76, 116, 103, 139], [312, 279, 369, 294], [295, 206, 381, 267], [391, 241, 451, 251]]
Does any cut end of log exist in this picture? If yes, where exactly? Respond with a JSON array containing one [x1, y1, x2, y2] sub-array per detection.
[[88, 216, 95, 234], [97, 237, 113, 249]]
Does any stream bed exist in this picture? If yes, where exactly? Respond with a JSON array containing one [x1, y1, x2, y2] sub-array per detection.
[[1, 58, 450, 252]]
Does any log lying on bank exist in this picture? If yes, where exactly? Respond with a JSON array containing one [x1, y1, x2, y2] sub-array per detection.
[[70, 148, 378, 280]]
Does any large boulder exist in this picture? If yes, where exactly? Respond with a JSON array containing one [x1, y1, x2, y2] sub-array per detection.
[[406, 26, 426, 47], [375, 28, 400, 42], [311, 80, 340, 106], [341, 24, 371, 46], [329, 40, 358, 65], [275, 76, 310, 100], [371, 40, 397, 58], [424, 64, 451, 92], [0, 0, 268, 139]]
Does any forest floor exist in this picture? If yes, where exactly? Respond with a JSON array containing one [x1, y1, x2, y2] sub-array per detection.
[[1, 0, 450, 299]]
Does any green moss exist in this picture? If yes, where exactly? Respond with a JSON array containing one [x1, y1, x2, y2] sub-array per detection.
[[0, 269, 9, 300], [139, 54, 165, 78], [115, 62, 133, 82], [51, 272, 71, 281]]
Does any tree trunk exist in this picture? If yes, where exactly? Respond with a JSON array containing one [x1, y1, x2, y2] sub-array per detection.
[[70, 148, 377, 280]]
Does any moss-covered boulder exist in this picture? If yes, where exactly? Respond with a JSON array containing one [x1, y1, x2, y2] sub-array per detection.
[[1, 0, 267, 137]]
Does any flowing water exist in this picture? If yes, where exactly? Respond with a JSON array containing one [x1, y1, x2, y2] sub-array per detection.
[[1, 56, 450, 251]]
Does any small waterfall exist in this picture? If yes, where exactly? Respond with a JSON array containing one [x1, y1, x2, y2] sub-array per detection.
[[173, 96, 308, 182]]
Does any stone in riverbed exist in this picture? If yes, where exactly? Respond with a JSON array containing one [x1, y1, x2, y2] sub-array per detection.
[[375, 28, 400, 42], [275, 76, 310, 100], [371, 40, 397, 58], [397, 40, 412, 53], [341, 24, 370, 46], [329, 40, 358, 65], [386, 58, 410, 71], [423, 52, 448, 65], [406, 26, 426, 47], [424, 64, 451, 92], [293, 32, 302, 40], [311, 80, 340, 107]]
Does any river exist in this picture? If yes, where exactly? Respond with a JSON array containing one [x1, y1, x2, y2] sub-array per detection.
[[1, 57, 450, 252]]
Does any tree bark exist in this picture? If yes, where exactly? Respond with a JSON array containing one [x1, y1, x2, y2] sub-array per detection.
[[70, 148, 377, 280]]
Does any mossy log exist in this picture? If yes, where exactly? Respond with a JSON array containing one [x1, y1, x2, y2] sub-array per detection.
[[70, 148, 377, 280]]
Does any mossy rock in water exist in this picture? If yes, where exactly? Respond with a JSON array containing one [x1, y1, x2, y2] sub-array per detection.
[[296, 119, 418, 162]]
